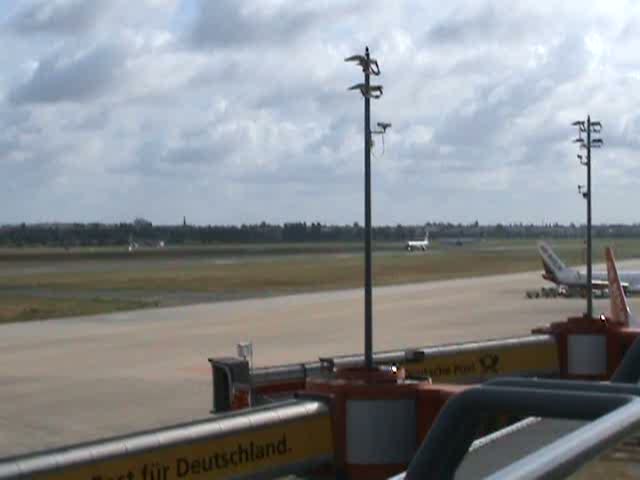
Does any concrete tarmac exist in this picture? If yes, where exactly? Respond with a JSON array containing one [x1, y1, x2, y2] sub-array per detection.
[[2, 265, 640, 457]]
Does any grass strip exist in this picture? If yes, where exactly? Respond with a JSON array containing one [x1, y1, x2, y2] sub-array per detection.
[[0, 296, 157, 323]]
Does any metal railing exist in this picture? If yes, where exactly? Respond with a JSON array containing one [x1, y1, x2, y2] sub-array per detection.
[[400, 379, 640, 479], [486, 400, 640, 479]]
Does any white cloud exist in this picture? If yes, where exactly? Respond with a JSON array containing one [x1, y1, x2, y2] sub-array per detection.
[[7, 0, 110, 35], [9, 43, 128, 103], [1, 0, 640, 224]]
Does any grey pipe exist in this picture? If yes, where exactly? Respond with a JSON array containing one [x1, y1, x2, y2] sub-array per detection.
[[611, 335, 640, 383], [485, 377, 640, 396], [405, 386, 635, 480], [485, 399, 640, 479]]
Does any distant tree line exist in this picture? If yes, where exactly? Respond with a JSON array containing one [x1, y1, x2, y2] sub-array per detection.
[[2, 221, 640, 247]]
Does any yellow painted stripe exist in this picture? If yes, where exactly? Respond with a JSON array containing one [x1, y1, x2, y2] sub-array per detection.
[[403, 342, 559, 382], [35, 416, 333, 480]]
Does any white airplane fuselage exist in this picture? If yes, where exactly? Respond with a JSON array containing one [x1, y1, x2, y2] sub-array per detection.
[[538, 241, 640, 294], [406, 238, 430, 251], [553, 268, 640, 293]]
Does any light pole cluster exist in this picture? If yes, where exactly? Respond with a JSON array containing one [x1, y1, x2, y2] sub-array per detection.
[[345, 47, 391, 370], [572, 116, 603, 319]]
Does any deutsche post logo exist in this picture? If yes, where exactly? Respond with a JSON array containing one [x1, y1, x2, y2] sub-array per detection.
[[478, 353, 500, 374]]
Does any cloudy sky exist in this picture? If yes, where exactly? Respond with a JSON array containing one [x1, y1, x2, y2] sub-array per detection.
[[1, 0, 639, 225]]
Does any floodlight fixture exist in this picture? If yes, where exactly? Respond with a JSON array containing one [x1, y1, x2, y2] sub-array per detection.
[[372, 121, 392, 138], [345, 54, 366, 64], [573, 138, 585, 144], [345, 55, 368, 74], [578, 184, 588, 199], [368, 59, 380, 75], [368, 85, 383, 98], [345, 54, 380, 75], [349, 83, 383, 98]]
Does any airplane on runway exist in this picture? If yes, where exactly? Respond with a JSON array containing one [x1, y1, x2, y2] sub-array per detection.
[[606, 246, 638, 327], [537, 241, 640, 296], [406, 233, 430, 251]]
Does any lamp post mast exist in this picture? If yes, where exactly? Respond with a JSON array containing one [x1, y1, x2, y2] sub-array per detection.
[[363, 47, 373, 370], [586, 115, 593, 319], [573, 116, 602, 319], [345, 47, 385, 370]]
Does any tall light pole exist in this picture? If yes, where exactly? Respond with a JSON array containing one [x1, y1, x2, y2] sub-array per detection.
[[346, 47, 384, 370], [573, 116, 603, 319]]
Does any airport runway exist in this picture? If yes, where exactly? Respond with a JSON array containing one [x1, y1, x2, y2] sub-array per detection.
[[2, 265, 640, 457]]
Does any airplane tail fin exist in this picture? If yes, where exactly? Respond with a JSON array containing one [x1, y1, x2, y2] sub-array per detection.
[[537, 241, 568, 283], [606, 246, 638, 327]]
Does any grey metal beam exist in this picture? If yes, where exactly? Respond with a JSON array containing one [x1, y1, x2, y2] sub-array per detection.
[[485, 400, 640, 480], [405, 385, 640, 480]]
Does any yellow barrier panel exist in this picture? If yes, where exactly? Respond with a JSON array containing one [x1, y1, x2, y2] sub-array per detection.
[[1, 402, 333, 480], [403, 338, 559, 382]]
